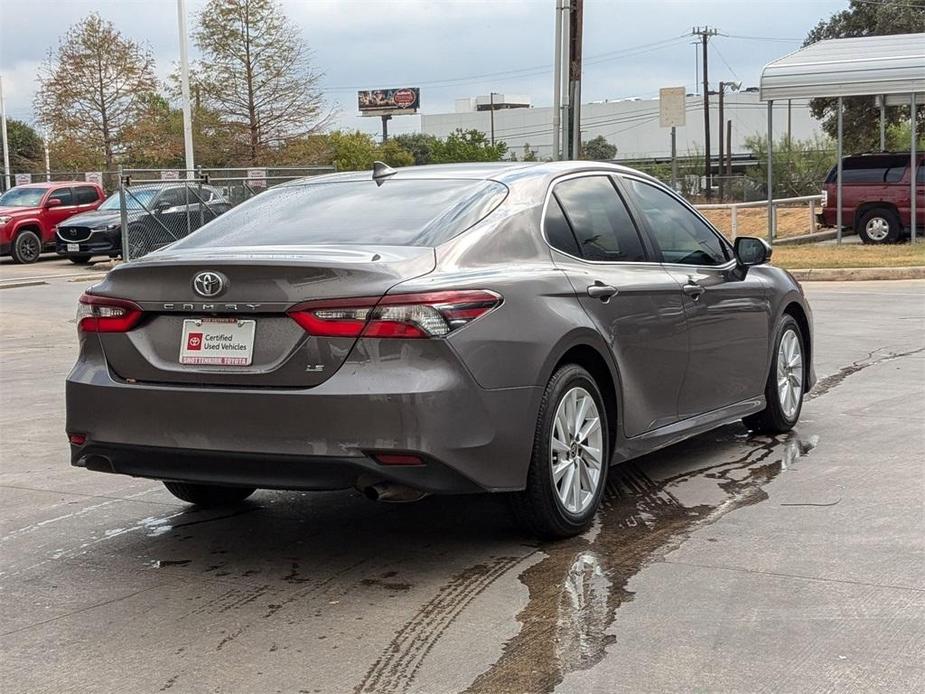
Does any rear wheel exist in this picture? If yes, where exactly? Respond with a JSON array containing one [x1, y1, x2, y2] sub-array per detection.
[[743, 315, 805, 434], [163, 481, 255, 507], [510, 364, 608, 540], [11, 230, 42, 264], [857, 207, 901, 244]]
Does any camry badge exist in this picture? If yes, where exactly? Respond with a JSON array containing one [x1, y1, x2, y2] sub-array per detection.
[[193, 271, 226, 298]]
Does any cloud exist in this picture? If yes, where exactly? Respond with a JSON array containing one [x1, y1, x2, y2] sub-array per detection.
[[1, 0, 843, 140]]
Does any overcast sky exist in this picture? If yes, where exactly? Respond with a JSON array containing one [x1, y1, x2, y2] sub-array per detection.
[[1, 0, 847, 137]]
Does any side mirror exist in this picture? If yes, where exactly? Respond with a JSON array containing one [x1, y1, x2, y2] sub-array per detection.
[[154, 201, 171, 213], [734, 236, 772, 267], [45, 198, 62, 208]]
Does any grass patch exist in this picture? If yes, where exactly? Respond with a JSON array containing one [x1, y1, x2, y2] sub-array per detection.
[[771, 243, 925, 269], [701, 206, 818, 239]]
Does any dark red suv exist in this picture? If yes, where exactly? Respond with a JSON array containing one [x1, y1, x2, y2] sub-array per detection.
[[0, 182, 105, 263], [819, 153, 925, 244]]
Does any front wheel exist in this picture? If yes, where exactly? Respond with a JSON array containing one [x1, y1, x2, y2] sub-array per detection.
[[11, 230, 42, 264], [510, 364, 608, 540], [743, 315, 805, 434], [163, 481, 255, 507]]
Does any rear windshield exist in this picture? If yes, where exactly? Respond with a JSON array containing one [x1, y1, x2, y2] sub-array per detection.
[[171, 178, 508, 249]]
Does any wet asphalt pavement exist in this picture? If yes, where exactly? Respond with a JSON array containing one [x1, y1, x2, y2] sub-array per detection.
[[0, 272, 923, 693]]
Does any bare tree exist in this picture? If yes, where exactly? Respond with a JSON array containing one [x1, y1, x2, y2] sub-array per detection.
[[194, 0, 329, 165], [34, 14, 157, 170]]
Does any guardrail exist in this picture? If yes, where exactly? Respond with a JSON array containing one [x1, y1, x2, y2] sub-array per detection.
[[696, 194, 824, 241]]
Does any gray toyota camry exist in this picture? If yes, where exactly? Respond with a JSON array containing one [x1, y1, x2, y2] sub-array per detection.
[[67, 162, 815, 538]]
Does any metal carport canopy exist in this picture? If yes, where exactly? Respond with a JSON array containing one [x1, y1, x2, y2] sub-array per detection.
[[759, 33, 925, 100], [758, 33, 924, 245]]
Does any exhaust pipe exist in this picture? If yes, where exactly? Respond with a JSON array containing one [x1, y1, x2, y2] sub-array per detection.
[[361, 482, 428, 503]]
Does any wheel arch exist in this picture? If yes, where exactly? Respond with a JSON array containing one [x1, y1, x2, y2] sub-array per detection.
[[541, 331, 622, 461], [781, 300, 812, 389]]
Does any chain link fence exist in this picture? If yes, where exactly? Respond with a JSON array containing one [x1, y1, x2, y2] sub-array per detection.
[[117, 166, 335, 261]]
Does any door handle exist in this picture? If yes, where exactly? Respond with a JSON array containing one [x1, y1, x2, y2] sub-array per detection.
[[683, 283, 705, 300], [587, 282, 618, 301]]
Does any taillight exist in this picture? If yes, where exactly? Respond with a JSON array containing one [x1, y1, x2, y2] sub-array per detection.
[[288, 290, 501, 338], [821, 189, 828, 207], [77, 293, 143, 333]]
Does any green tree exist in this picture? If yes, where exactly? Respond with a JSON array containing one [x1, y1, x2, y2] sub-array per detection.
[[392, 133, 438, 165], [581, 135, 617, 161], [521, 142, 538, 162], [744, 134, 836, 197], [431, 129, 507, 163], [5, 120, 45, 173], [120, 94, 184, 169], [378, 140, 415, 168], [328, 131, 379, 171], [194, 0, 329, 165], [34, 13, 157, 170], [805, 0, 925, 153]]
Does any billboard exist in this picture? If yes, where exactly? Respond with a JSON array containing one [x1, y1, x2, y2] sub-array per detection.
[[358, 87, 420, 115], [659, 87, 686, 128]]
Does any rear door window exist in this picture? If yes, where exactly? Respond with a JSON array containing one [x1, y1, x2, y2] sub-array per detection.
[[75, 186, 100, 204], [544, 196, 580, 256], [551, 176, 646, 262], [48, 188, 73, 206]]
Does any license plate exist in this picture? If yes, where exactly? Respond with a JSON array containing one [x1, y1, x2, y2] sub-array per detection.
[[67, 243, 80, 252], [179, 318, 256, 366]]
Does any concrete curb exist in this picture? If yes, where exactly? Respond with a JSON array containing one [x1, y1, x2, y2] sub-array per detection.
[[788, 266, 925, 281], [773, 229, 841, 246]]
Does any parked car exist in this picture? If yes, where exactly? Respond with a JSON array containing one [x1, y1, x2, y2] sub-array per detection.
[[0, 181, 105, 263], [56, 183, 232, 262], [818, 152, 924, 244], [67, 162, 815, 539]]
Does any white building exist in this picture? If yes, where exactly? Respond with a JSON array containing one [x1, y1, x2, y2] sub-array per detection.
[[421, 90, 823, 160]]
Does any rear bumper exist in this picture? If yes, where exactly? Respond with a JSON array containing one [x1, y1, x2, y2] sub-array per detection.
[[66, 337, 540, 493], [72, 442, 484, 494]]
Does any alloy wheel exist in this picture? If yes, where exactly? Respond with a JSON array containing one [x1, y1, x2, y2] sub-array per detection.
[[18, 234, 40, 263], [776, 328, 803, 420], [865, 217, 890, 242], [550, 386, 603, 515]]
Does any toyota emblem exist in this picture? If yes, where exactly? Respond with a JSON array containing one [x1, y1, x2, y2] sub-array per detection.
[[193, 271, 226, 298]]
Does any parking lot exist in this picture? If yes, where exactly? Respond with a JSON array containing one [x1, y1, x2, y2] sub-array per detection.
[[1, 268, 923, 693]]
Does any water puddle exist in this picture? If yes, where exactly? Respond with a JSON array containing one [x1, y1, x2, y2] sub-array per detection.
[[466, 427, 818, 693]]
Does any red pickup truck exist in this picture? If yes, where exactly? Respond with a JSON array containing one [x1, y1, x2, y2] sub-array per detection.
[[0, 181, 106, 263]]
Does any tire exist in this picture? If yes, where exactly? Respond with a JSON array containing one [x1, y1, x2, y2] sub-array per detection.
[[743, 315, 806, 434], [510, 364, 609, 540], [11, 230, 42, 264], [68, 255, 93, 265], [163, 481, 255, 507], [857, 207, 901, 244]]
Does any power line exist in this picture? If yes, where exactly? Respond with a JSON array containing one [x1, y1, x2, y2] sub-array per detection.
[[320, 35, 688, 93], [721, 34, 803, 43]]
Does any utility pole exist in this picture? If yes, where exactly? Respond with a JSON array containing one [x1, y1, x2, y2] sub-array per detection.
[[692, 26, 717, 198], [717, 81, 739, 201], [552, 0, 564, 160], [489, 92, 496, 145], [43, 134, 50, 182], [567, 0, 583, 159], [177, 0, 195, 174], [0, 75, 10, 191]]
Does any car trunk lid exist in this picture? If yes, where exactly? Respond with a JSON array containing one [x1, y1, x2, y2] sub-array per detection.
[[90, 245, 436, 387]]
